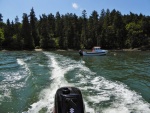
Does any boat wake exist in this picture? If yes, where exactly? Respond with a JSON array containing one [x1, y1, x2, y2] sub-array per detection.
[[24, 52, 150, 113], [17, 58, 32, 82], [0, 57, 31, 104]]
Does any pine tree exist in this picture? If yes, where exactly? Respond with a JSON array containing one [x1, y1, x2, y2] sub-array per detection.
[[90, 10, 99, 46], [113, 11, 126, 48], [3, 19, 13, 49], [12, 16, 23, 49], [0, 14, 5, 29], [39, 14, 50, 49], [72, 14, 80, 49], [0, 28, 4, 49], [48, 13, 55, 36], [22, 13, 34, 49], [30, 8, 39, 47], [0, 13, 3, 22], [81, 10, 87, 48], [55, 12, 64, 48]]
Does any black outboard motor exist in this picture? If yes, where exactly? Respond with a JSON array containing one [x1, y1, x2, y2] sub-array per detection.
[[54, 87, 85, 113], [79, 50, 83, 56]]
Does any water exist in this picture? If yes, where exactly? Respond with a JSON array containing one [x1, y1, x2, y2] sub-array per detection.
[[0, 51, 150, 113]]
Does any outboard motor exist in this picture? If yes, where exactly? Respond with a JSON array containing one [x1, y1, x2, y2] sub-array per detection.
[[79, 50, 83, 56], [54, 87, 85, 113]]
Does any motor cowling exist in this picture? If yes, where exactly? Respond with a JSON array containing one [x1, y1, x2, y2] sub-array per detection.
[[54, 87, 85, 113], [79, 50, 83, 56]]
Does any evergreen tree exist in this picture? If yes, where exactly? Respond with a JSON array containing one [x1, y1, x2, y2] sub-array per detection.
[[48, 13, 55, 36], [55, 12, 61, 37], [0, 8, 150, 50], [30, 8, 39, 47], [90, 10, 99, 46], [0, 13, 4, 29], [62, 14, 70, 49], [15, 16, 19, 23], [81, 10, 87, 48], [141, 16, 150, 46], [64, 13, 77, 49], [113, 11, 126, 48], [101, 9, 111, 48], [55, 12, 64, 48], [99, 9, 106, 48], [22, 13, 34, 49], [47, 13, 59, 48], [72, 14, 80, 49], [0, 14, 6, 29], [3, 19, 13, 49], [12, 16, 23, 49], [0, 13, 3, 22], [0, 28, 4, 49], [39, 14, 50, 49]]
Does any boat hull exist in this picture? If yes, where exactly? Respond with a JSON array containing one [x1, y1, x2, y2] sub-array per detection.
[[83, 52, 107, 56], [79, 50, 108, 56], [79, 47, 108, 56]]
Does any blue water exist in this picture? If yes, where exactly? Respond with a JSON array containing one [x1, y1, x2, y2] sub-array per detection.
[[0, 51, 150, 113]]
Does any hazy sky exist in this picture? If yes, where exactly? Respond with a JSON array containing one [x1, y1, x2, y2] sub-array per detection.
[[0, 0, 150, 22]]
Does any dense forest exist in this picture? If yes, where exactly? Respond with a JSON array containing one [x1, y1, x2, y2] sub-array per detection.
[[0, 8, 150, 50]]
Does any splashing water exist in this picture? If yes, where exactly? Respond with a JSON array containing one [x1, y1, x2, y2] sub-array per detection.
[[0, 51, 150, 113], [24, 52, 150, 113]]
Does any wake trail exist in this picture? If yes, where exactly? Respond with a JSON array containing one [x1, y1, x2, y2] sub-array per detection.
[[24, 52, 150, 113], [24, 52, 73, 113], [17, 58, 32, 82], [0, 58, 31, 104]]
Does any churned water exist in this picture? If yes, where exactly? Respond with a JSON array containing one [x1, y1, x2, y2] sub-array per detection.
[[0, 51, 150, 113]]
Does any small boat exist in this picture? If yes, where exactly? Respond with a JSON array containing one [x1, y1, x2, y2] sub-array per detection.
[[79, 46, 108, 56]]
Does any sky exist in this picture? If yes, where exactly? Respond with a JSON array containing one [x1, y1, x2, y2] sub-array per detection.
[[0, 0, 150, 22]]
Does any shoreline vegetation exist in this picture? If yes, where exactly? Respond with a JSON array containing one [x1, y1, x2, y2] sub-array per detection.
[[1, 47, 150, 52], [0, 8, 150, 51]]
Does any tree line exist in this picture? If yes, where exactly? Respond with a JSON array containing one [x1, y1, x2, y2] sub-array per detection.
[[0, 8, 150, 50]]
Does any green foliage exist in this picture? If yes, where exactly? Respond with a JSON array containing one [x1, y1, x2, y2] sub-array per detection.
[[125, 22, 143, 48], [0, 13, 3, 22], [30, 8, 40, 47], [0, 8, 150, 50], [39, 14, 50, 49], [0, 28, 4, 48], [22, 13, 35, 49]]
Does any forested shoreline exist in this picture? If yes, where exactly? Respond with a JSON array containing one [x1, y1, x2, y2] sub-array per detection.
[[0, 8, 150, 50]]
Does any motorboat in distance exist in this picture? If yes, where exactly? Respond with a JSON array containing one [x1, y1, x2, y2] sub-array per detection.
[[79, 46, 108, 56]]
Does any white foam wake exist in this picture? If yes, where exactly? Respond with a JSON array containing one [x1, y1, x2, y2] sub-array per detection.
[[0, 58, 31, 103], [24, 52, 150, 113], [73, 65, 150, 112], [17, 58, 31, 82], [81, 77, 150, 113], [17, 59, 25, 66], [24, 53, 73, 113]]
